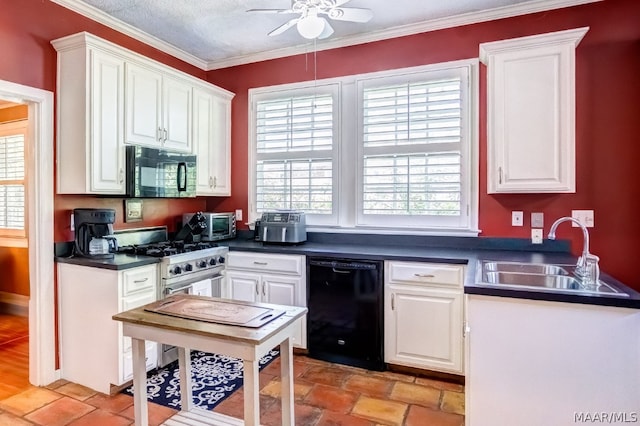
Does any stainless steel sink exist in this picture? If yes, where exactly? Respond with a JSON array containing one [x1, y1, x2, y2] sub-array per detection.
[[484, 271, 582, 290], [477, 260, 628, 297], [483, 261, 569, 276]]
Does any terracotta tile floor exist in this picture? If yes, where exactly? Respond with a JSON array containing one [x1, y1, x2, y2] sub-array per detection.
[[0, 314, 465, 425]]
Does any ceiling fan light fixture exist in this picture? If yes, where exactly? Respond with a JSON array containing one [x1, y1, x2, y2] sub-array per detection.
[[297, 13, 325, 39]]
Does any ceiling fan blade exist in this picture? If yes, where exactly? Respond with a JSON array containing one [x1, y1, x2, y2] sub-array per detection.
[[318, 19, 334, 39], [246, 8, 295, 14], [329, 7, 373, 23], [268, 18, 300, 36]]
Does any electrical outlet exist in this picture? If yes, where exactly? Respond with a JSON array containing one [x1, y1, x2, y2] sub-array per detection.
[[531, 228, 543, 244], [235, 209, 243, 222], [531, 212, 544, 228], [571, 210, 594, 228], [512, 211, 524, 227]]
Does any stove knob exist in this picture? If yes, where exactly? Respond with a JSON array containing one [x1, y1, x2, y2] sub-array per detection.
[[173, 266, 182, 275], [209, 258, 217, 266], [198, 260, 207, 268], [185, 264, 193, 272], [218, 256, 226, 264]]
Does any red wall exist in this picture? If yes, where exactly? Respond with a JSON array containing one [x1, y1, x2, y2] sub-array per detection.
[[1, 0, 639, 289], [207, 0, 640, 289], [0, 0, 210, 244]]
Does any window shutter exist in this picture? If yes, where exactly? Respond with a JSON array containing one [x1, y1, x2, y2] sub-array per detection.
[[361, 77, 463, 217], [255, 93, 334, 214], [0, 132, 25, 230]]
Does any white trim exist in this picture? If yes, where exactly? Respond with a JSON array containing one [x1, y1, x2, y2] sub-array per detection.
[[0, 79, 56, 386], [50, 0, 601, 71], [49, 0, 208, 70], [479, 26, 589, 64]]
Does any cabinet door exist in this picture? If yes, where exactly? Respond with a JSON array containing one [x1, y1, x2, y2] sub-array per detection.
[[226, 270, 260, 303], [162, 75, 192, 152], [194, 88, 215, 194], [263, 274, 306, 349], [209, 94, 231, 195], [125, 63, 162, 147], [262, 274, 300, 306], [385, 285, 463, 374], [481, 28, 587, 193], [89, 49, 125, 193]]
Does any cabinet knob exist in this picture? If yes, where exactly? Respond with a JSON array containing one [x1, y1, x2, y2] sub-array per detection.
[[498, 166, 503, 184], [119, 168, 124, 184], [262, 282, 266, 296], [414, 273, 435, 278], [163, 128, 168, 142], [391, 293, 395, 310], [213, 176, 217, 188], [255, 282, 260, 296], [209, 176, 213, 188], [157, 127, 163, 141]]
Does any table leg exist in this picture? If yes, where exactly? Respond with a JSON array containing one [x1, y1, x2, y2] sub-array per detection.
[[132, 338, 148, 426], [280, 337, 294, 425], [178, 347, 193, 412], [243, 359, 260, 426]]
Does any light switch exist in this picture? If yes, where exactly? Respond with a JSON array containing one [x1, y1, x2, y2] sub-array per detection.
[[235, 209, 243, 222]]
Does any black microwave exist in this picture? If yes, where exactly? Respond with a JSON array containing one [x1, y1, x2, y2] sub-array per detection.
[[126, 146, 196, 198]]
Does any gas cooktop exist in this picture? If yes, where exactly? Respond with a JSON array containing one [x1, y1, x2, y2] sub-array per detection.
[[117, 240, 219, 258]]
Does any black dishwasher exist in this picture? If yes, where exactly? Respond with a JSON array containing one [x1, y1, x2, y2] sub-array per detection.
[[307, 257, 385, 371]]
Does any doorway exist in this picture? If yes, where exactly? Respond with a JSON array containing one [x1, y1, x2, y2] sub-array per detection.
[[0, 79, 55, 387]]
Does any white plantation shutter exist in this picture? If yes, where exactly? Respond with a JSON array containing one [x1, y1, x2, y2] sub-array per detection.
[[0, 122, 26, 236], [250, 61, 477, 233], [254, 88, 337, 216], [358, 68, 470, 228]]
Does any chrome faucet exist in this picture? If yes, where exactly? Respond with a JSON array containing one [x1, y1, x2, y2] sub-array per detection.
[[548, 216, 600, 287]]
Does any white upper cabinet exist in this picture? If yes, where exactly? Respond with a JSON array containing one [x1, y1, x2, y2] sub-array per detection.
[[52, 34, 126, 195], [51, 31, 234, 195], [193, 86, 234, 196], [480, 27, 588, 193], [125, 63, 192, 152]]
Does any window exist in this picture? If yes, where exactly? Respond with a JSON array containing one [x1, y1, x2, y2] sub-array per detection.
[[252, 84, 339, 226], [249, 60, 478, 235], [0, 120, 27, 238]]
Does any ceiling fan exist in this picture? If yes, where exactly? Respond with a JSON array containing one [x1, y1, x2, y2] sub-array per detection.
[[247, 0, 374, 40]]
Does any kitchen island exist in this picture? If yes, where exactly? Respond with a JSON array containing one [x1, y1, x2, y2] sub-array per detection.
[[113, 295, 307, 426]]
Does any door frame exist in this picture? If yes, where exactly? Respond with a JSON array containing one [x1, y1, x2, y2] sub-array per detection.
[[0, 78, 56, 386]]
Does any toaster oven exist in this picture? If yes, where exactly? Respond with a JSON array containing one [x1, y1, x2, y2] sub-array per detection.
[[182, 212, 236, 241]]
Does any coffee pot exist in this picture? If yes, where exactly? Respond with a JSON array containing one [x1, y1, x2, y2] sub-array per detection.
[[73, 208, 118, 258]]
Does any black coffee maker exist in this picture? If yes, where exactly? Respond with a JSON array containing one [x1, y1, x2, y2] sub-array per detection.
[[74, 208, 118, 258]]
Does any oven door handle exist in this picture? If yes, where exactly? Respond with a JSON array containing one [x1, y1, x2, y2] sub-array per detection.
[[165, 282, 194, 296]]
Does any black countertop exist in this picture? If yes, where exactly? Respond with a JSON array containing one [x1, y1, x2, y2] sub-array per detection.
[[54, 232, 640, 309], [55, 253, 161, 270], [222, 234, 640, 310]]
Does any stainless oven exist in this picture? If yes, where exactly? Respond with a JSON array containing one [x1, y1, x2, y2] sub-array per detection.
[[157, 245, 228, 366]]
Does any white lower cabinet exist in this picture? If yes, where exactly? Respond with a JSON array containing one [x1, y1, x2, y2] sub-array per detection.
[[224, 252, 307, 349], [384, 261, 464, 374], [58, 263, 159, 394], [466, 295, 640, 426]]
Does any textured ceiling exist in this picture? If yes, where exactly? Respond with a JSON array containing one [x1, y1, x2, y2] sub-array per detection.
[[56, 0, 598, 69]]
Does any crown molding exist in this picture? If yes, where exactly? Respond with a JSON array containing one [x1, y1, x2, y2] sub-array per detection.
[[50, 0, 602, 71], [49, 0, 208, 70]]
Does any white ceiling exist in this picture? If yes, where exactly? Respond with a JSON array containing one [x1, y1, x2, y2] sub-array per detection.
[[52, 0, 598, 70]]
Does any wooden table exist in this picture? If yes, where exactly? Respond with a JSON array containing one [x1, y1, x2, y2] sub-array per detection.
[[113, 295, 307, 426]]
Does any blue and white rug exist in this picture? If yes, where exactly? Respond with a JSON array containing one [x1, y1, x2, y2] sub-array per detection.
[[123, 349, 280, 411]]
